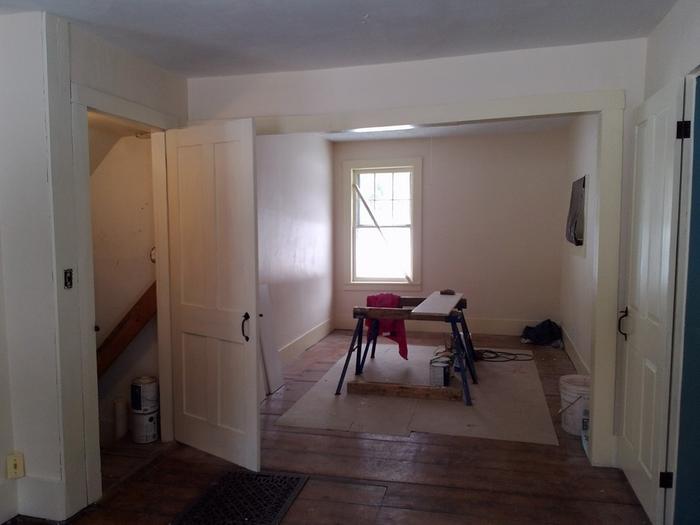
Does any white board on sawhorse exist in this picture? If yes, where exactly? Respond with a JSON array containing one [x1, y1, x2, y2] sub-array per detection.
[[411, 291, 464, 315]]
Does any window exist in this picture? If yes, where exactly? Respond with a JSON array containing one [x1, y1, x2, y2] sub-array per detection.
[[350, 161, 420, 284]]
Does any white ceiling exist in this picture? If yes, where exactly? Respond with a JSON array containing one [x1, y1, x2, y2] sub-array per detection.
[[326, 115, 577, 142], [0, 0, 675, 77]]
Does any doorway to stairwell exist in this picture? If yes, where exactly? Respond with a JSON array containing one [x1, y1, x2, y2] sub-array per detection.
[[87, 110, 166, 492]]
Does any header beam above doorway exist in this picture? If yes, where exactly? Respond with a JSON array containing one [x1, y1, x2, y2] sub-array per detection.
[[252, 89, 625, 135]]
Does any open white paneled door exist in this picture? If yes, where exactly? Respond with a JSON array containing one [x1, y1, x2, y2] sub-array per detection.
[[619, 81, 685, 523], [165, 119, 259, 471]]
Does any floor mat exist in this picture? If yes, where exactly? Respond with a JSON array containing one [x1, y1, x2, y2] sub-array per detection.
[[276, 344, 558, 445], [173, 470, 307, 525]]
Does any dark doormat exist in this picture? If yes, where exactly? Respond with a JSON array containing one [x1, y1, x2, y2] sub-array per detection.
[[173, 470, 307, 525]]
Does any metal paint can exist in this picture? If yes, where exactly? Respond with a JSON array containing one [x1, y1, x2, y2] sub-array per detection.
[[430, 358, 450, 387], [132, 409, 159, 444], [131, 376, 159, 414]]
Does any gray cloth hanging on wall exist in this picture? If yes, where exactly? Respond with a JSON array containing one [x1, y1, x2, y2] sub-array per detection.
[[566, 176, 585, 246]]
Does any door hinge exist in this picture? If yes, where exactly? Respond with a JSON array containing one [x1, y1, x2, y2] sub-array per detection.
[[676, 121, 691, 139], [659, 471, 674, 489]]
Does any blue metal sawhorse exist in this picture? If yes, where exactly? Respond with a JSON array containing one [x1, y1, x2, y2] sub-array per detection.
[[334, 297, 479, 405]]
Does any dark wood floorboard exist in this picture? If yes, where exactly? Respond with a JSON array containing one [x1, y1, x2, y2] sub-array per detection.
[[16, 330, 647, 525]]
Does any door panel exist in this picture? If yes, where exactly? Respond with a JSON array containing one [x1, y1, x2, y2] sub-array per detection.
[[166, 119, 259, 471], [620, 81, 683, 523]]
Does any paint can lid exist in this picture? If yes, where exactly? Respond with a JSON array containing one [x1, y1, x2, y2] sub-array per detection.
[[132, 376, 157, 385]]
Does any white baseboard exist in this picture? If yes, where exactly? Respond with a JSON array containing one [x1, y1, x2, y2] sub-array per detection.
[[562, 328, 591, 375], [278, 319, 333, 364], [334, 317, 536, 337], [16, 476, 68, 521]]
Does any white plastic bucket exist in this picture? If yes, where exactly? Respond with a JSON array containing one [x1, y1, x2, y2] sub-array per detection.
[[559, 374, 590, 435], [131, 376, 158, 414], [132, 409, 159, 444]]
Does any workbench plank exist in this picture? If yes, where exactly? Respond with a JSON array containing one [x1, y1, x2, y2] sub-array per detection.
[[347, 380, 463, 401], [411, 291, 463, 315]]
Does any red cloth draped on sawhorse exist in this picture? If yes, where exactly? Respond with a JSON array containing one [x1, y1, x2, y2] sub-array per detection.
[[366, 293, 408, 359]]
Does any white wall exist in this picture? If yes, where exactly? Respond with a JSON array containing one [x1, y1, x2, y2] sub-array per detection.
[[189, 39, 645, 120], [333, 127, 571, 333], [70, 24, 188, 121], [645, 0, 700, 97], [0, 11, 66, 520], [560, 114, 600, 372], [255, 134, 334, 357], [0, 12, 185, 519], [90, 135, 155, 347], [89, 131, 157, 444], [188, 37, 646, 320]]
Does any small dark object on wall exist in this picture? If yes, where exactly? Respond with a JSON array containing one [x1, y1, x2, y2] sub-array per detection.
[[566, 176, 586, 246]]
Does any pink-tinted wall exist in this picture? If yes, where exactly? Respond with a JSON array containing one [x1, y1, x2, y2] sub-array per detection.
[[333, 127, 572, 334]]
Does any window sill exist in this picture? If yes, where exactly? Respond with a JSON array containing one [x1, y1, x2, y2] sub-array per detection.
[[343, 281, 423, 292]]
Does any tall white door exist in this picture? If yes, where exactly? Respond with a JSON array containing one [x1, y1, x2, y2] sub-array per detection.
[[619, 81, 684, 523], [166, 119, 259, 471]]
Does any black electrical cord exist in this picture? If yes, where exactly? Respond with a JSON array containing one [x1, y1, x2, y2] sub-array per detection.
[[475, 348, 533, 362]]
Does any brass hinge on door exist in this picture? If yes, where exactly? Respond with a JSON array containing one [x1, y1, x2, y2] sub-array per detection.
[[659, 471, 674, 489]]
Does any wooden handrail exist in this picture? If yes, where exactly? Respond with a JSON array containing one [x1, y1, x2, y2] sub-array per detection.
[[97, 282, 157, 377]]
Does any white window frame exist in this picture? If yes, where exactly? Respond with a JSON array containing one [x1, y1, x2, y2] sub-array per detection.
[[342, 158, 422, 289]]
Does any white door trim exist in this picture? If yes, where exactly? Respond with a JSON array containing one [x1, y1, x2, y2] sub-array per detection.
[[249, 89, 624, 135], [151, 131, 174, 442], [70, 101, 102, 505], [71, 82, 181, 130], [72, 85, 176, 503]]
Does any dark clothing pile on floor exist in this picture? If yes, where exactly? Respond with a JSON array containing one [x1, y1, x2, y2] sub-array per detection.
[[521, 319, 563, 348]]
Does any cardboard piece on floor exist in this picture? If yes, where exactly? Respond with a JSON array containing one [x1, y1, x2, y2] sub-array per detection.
[[258, 283, 284, 395], [276, 344, 558, 446]]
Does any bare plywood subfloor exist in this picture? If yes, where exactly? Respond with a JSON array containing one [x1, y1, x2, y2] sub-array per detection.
[[277, 344, 558, 445]]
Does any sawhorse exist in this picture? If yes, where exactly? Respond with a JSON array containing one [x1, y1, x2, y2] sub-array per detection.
[[334, 296, 479, 405]]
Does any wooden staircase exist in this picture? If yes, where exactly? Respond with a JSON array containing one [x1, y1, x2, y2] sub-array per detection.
[[97, 282, 157, 377]]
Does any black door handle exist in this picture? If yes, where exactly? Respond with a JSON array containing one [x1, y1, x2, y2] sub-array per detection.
[[618, 307, 629, 341], [241, 312, 251, 342]]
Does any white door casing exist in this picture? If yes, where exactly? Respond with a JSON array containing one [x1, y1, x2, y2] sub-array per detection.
[[619, 81, 684, 523], [166, 119, 260, 471]]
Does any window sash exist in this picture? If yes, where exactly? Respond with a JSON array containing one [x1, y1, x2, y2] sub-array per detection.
[[351, 166, 414, 282]]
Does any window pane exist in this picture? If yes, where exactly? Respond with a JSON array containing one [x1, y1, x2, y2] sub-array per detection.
[[355, 226, 411, 280], [393, 199, 411, 225], [357, 198, 374, 226], [373, 200, 392, 225], [393, 171, 411, 199], [375, 172, 392, 199], [357, 172, 375, 200]]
